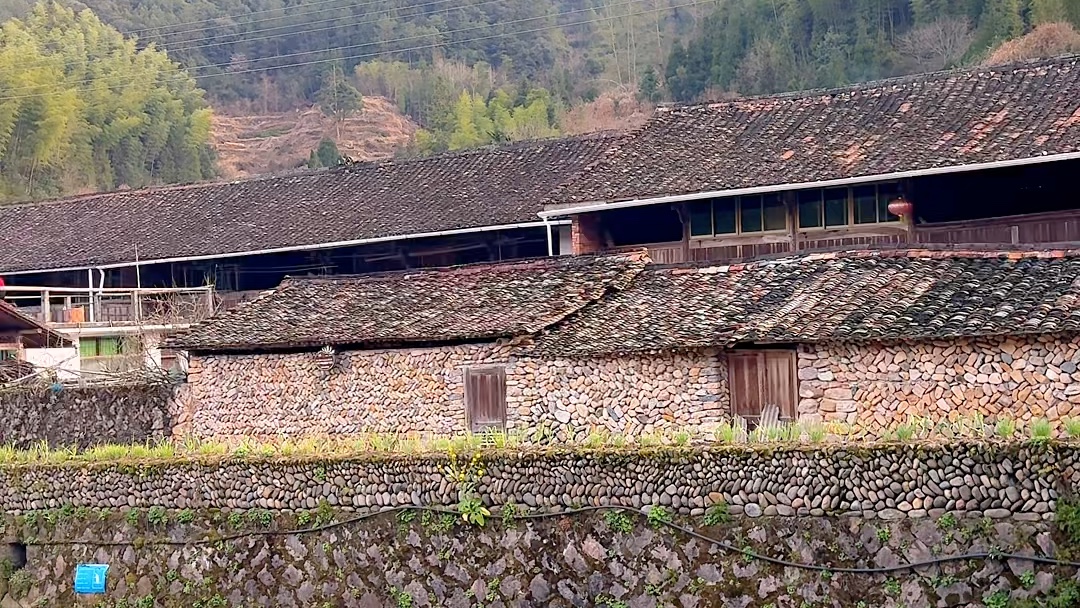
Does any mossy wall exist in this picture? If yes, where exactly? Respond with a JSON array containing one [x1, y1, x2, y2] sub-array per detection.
[[0, 508, 1077, 607], [0, 444, 1076, 607]]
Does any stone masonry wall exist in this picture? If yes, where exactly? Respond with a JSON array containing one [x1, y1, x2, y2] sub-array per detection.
[[797, 334, 1080, 430], [2, 444, 1074, 519], [0, 444, 1077, 607], [185, 344, 727, 439], [0, 383, 176, 449]]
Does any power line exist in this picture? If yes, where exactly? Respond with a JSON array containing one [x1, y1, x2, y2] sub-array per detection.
[[9, 0, 508, 73], [0, 0, 692, 102]]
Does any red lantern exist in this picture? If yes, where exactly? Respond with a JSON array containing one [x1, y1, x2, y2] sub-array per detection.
[[887, 196, 913, 218]]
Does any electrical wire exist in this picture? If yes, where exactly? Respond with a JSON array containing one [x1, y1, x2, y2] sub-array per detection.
[[0, 0, 692, 102], [13, 0, 510, 68], [25, 504, 1080, 574]]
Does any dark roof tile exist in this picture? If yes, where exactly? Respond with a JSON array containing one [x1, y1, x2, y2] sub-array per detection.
[[533, 248, 1080, 356], [546, 56, 1080, 206], [171, 253, 646, 352], [0, 134, 620, 274]]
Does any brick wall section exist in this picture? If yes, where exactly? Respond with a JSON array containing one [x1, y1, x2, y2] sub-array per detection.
[[795, 334, 1080, 429], [569, 213, 604, 254], [185, 344, 728, 439]]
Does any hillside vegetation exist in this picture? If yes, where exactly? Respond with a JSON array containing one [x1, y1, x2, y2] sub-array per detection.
[[0, 0, 1077, 201]]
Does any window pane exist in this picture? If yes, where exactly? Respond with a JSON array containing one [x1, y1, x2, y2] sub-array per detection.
[[79, 339, 97, 358], [763, 194, 786, 231], [824, 188, 849, 227], [740, 196, 763, 233], [99, 337, 120, 356], [689, 201, 712, 236], [853, 185, 878, 224], [797, 191, 822, 228], [878, 182, 901, 221], [714, 199, 737, 234]]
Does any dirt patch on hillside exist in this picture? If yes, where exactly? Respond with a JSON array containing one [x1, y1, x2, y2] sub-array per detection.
[[211, 96, 418, 178]]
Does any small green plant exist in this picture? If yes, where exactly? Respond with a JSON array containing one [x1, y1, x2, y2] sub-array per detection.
[[501, 502, 519, 526], [807, 423, 827, 443], [894, 424, 915, 442], [937, 513, 958, 531], [312, 465, 327, 483], [165, 569, 179, 582], [995, 418, 1017, 439], [646, 505, 672, 528], [147, 506, 168, 527], [687, 577, 707, 594], [883, 577, 901, 596], [297, 510, 312, 527], [820, 569, 833, 580], [876, 527, 891, 543], [704, 502, 731, 526], [176, 509, 195, 525], [1030, 418, 1052, 441], [314, 500, 335, 526], [458, 495, 490, 527], [1064, 417, 1080, 439], [594, 594, 630, 608], [227, 511, 244, 529], [672, 430, 691, 446], [603, 510, 633, 534], [984, 590, 1009, 608], [388, 586, 413, 608], [397, 510, 416, 525], [714, 421, 736, 443], [125, 509, 140, 527], [433, 513, 456, 534], [246, 509, 273, 528], [1019, 570, 1036, 589]]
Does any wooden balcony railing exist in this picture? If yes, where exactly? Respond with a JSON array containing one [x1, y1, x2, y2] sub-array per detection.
[[3, 286, 217, 327]]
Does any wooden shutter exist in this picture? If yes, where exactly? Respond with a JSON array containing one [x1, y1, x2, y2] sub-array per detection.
[[763, 351, 797, 420], [728, 350, 797, 424], [728, 353, 764, 423], [464, 367, 507, 432]]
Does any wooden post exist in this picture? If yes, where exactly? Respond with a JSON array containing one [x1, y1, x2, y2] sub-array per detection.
[[41, 290, 50, 323]]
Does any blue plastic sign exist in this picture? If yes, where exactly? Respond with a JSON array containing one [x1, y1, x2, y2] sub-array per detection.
[[74, 564, 109, 594]]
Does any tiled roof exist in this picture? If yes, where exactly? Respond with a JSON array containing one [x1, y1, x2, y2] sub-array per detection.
[[533, 249, 1080, 357], [0, 134, 620, 274], [171, 253, 645, 352], [545, 56, 1080, 206]]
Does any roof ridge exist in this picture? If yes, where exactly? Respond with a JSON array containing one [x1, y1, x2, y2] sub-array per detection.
[[659, 53, 1080, 111], [647, 245, 1080, 273], [280, 251, 642, 286]]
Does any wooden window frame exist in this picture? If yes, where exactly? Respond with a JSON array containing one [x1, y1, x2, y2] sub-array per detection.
[[727, 349, 798, 425], [464, 366, 507, 433], [689, 195, 789, 239], [796, 183, 904, 232]]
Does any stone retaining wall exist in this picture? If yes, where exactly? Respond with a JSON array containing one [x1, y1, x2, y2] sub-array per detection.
[[0, 509, 1066, 608], [0, 383, 176, 449], [798, 334, 1080, 430], [3, 444, 1075, 520]]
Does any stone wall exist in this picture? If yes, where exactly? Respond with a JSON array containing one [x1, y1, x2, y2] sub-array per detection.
[[0, 508, 1068, 608], [2, 444, 1074, 518], [185, 344, 727, 440], [797, 334, 1080, 430], [0, 444, 1077, 607], [0, 383, 177, 449]]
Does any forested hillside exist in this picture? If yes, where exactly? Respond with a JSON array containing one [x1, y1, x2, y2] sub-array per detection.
[[0, 3, 215, 202], [665, 0, 1080, 99], [0, 0, 1077, 201]]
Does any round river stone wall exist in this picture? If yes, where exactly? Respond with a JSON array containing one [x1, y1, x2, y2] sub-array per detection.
[[1, 444, 1076, 520]]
